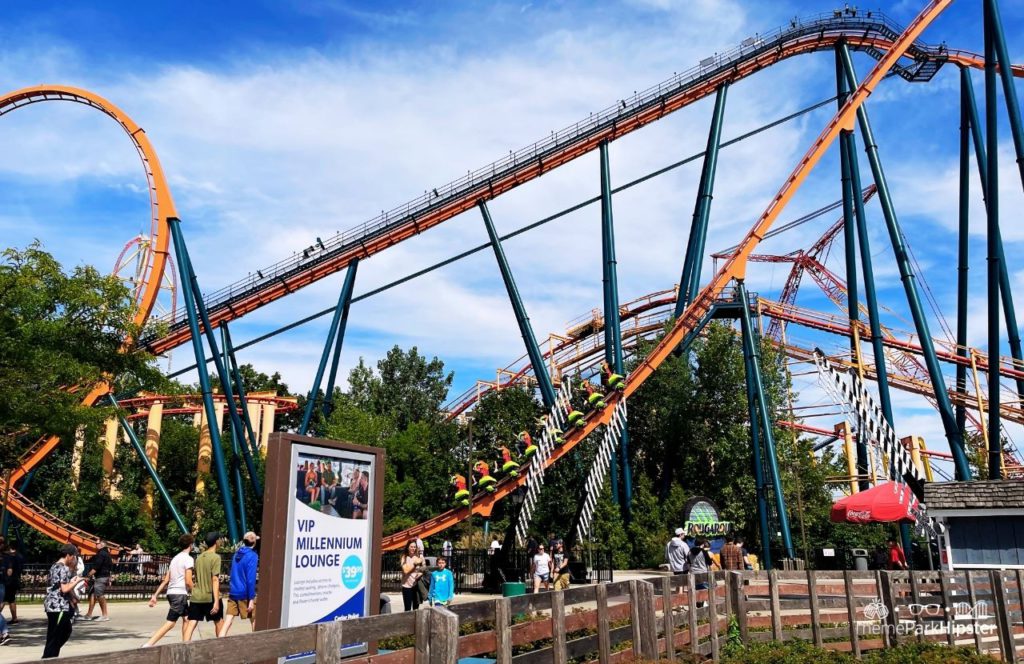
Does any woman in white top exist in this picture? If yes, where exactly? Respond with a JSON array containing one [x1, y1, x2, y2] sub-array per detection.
[[531, 544, 552, 593], [400, 540, 425, 611]]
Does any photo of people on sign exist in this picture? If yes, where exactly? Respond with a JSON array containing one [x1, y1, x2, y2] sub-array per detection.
[[295, 455, 371, 519]]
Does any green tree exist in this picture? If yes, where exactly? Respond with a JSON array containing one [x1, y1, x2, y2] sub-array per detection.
[[348, 346, 454, 430], [0, 243, 160, 464]]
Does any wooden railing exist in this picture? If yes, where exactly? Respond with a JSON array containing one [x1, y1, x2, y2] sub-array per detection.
[[40, 569, 1024, 664]]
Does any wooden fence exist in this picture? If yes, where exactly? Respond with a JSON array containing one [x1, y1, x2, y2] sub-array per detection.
[[41, 569, 1024, 664]]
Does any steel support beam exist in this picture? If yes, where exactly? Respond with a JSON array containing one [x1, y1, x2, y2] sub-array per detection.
[[479, 201, 557, 408], [962, 69, 1024, 406], [984, 0, 1024, 187], [600, 142, 629, 511], [838, 44, 972, 481], [222, 329, 249, 535], [168, 217, 241, 542], [175, 233, 264, 504], [323, 259, 359, 419], [984, 8, 1003, 479], [836, 49, 869, 491], [222, 324, 262, 458], [109, 395, 189, 535], [300, 261, 360, 434], [675, 84, 728, 318], [737, 281, 795, 562], [956, 71, 972, 438], [741, 315, 773, 570]]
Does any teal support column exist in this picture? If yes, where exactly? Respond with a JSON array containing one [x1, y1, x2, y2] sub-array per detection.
[[835, 48, 869, 491], [222, 324, 262, 458], [956, 70, 972, 438], [844, 135, 895, 426], [109, 395, 189, 535], [168, 217, 240, 542], [838, 44, 972, 481], [600, 141, 629, 512], [984, 0, 1024, 187], [740, 310, 773, 569], [675, 85, 728, 318], [962, 69, 1024, 405], [479, 201, 557, 408], [221, 330, 249, 535], [322, 259, 359, 419], [984, 8, 1003, 478], [737, 281, 795, 561], [175, 231, 263, 503], [300, 262, 360, 434]]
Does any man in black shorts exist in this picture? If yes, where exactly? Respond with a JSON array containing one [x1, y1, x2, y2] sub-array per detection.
[[2, 542, 23, 624], [184, 532, 223, 640], [143, 534, 194, 647], [83, 541, 113, 621]]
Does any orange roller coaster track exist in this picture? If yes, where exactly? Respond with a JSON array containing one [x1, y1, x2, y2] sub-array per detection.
[[0, 86, 176, 554]]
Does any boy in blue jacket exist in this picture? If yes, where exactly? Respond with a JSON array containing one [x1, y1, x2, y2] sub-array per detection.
[[428, 557, 455, 607], [221, 531, 259, 636]]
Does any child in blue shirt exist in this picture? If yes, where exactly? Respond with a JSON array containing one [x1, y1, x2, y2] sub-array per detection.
[[428, 557, 455, 607]]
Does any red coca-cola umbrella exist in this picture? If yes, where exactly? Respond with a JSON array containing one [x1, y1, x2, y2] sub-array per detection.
[[830, 482, 919, 524]]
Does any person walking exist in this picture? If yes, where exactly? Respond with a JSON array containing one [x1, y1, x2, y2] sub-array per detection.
[[83, 541, 113, 621], [531, 543, 552, 593], [719, 535, 745, 571], [144, 534, 195, 647], [400, 540, 425, 611], [42, 544, 84, 658], [2, 542, 23, 623], [665, 528, 690, 575], [489, 537, 501, 556], [184, 532, 224, 640], [552, 541, 571, 591], [427, 556, 455, 607], [442, 539, 453, 558], [688, 538, 717, 590], [221, 532, 259, 636]]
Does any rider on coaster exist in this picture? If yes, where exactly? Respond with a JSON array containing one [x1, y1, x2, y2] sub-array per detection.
[[450, 474, 471, 507], [499, 446, 521, 478], [472, 460, 497, 493], [518, 432, 538, 460], [602, 361, 626, 391], [537, 417, 565, 445], [581, 380, 607, 410]]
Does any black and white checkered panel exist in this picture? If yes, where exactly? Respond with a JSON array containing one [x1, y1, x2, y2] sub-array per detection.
[[515, 381, 574, 545], [575, 400, 628, 543]]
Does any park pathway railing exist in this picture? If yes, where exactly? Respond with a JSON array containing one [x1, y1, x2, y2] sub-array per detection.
[[38, 569, 1024, 664]]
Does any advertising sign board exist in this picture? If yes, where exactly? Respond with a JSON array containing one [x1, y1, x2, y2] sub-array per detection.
[[256, 432, 384, 661]]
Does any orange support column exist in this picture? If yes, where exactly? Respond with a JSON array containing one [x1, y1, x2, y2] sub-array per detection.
[[71, 427, 85, 491], [102, 418, 120, 498], [143, 402, 164, 515], [195, 402, 224, 495], [260, 403, 277, 457]]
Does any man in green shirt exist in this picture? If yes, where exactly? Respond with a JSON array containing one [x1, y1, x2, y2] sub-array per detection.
[[184, 532, 223, 640]]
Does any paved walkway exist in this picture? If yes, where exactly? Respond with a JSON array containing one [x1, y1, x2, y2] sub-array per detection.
[[0, 571, 663, 662]]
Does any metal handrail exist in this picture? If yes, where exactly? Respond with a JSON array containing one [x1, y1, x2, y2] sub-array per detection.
[[145, 10, 939, 341]]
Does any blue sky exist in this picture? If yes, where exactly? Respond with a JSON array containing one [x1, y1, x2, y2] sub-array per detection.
[[3, 0, 1024, 476]]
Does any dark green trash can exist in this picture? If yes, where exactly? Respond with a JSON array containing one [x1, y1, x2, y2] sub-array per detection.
[[502, 581, 526, 597]]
